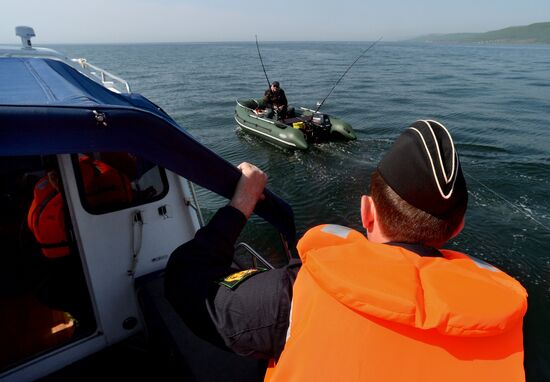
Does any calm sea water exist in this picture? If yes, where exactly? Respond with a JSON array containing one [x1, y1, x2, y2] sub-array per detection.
[[51, 41, 550, 380]]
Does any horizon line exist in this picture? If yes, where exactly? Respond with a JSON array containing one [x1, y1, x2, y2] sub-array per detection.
[[0, 39, 395, 45]]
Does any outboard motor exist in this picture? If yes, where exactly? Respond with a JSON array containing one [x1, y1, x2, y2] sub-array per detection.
[[311, 113, 331, 129], [304, 113, 332, 143]]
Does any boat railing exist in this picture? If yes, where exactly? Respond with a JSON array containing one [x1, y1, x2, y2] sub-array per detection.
[[71, 58, 131, 94], [186, 177, 292, 268], [235, 242, 275, 270], [184, 181, 205, 227]]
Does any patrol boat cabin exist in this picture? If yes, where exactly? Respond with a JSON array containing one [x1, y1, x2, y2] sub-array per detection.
[[0, 27, 295, 381]]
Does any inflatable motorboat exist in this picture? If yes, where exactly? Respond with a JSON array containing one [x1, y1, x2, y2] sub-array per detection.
[[235, 98, 356, 150]]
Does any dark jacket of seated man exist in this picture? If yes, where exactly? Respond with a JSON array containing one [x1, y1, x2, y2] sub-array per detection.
[[164, 162, 299, 360]]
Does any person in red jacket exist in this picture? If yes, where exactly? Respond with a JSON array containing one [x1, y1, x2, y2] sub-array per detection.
[[165, 120, 527, 382], [27, 154, 133, 258], [27, 166, 68, 258], [27, 154, 133, 332]]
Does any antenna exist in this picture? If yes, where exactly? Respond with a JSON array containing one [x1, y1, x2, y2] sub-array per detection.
[[15, 26, 35, 49]]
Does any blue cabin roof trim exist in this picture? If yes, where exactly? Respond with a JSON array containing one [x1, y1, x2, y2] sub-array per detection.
[[0, 57, 296, 248]]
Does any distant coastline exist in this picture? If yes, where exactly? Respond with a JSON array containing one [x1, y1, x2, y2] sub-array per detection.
[[410, 21, 550, 44]]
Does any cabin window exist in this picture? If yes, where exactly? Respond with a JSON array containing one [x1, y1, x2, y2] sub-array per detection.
[[0, 155, 96, 373], [72, 152, 169, 214]]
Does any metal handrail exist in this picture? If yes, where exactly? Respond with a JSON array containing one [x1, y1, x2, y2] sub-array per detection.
[[71, 58, 131, 93], [279, 233, 293, 262], [184, 179, 289, 267], [235, 242, 275, 270], [185, 180, 205, 227]]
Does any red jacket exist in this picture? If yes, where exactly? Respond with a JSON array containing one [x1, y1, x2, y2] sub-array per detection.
[[27, 177, 68, 258], [27, 156, 133, 258]]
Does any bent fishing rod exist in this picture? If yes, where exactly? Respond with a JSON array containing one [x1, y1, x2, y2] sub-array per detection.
[[255, 35, 271, 89], [315, 36, 383, 113]]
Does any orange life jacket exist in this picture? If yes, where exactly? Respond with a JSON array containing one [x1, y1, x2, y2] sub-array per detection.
[[267, 224, 528, 382], [27, 157, 133, 259], [79, 156, 133, 209], [27, 177, 68, 258]]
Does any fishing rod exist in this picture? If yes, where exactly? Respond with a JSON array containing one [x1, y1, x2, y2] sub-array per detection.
[[315, 36, 383, 113], [255, 35, 271, 90]]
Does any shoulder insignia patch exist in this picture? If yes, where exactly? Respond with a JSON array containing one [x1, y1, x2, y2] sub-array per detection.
[[218, 268, 267, 289]]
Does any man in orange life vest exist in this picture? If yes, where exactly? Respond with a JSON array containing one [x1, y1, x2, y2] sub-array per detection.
[[165, 120, 528, 381], [27, 155, 133, 327], [28, 155, 133, 257]]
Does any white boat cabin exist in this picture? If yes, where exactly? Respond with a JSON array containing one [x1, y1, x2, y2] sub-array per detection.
[[0, 27, 294, 382]]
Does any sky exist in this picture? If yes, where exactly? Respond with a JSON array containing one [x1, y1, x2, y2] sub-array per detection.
[[1, 0, 549, 44]]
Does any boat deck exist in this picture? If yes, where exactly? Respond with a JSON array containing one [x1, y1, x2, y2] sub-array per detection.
[[37, 333, 184, 381], [36, 271, 267, 382]]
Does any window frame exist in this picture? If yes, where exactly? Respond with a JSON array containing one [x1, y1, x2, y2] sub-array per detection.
[[71, 153, 170, 215]]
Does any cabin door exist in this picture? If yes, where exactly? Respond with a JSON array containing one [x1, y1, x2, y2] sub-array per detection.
[[0, 154, 96, 373]]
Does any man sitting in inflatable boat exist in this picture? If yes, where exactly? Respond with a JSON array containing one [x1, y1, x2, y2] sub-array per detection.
[[261, 81, 288, 120]]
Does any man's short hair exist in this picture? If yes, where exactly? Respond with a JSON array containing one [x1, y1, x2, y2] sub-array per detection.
[[370, 170, 464, 246]]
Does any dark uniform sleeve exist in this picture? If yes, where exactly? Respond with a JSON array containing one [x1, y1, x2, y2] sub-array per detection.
[[164, 205, 300, 360]]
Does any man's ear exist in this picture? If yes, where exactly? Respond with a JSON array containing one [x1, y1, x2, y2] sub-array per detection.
[[361, 195, 375, 232], [450, 217, 465, 239]]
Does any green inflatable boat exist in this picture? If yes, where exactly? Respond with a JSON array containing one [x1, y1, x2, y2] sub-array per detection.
[[234, 98, 356, 150]]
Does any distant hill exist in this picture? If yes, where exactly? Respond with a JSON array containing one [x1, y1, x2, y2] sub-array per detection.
[[411, 22, 550, 44]]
